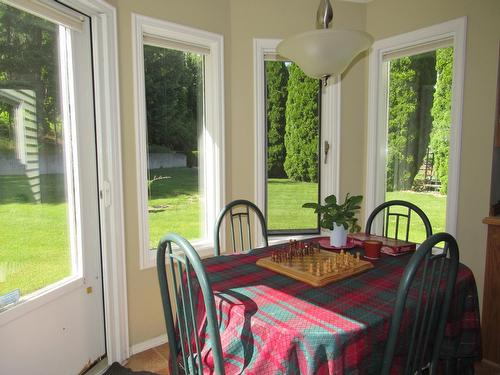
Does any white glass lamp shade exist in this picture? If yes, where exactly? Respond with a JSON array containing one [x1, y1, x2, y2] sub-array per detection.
[[277, 29, 373, 79]]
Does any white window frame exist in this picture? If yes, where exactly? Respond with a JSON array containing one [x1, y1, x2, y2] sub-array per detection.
[[76, 1, 128, 363], [132, 14, 225, 269], [253, 38, 340, 244], [47, 0, 128, 364], [366, 17, 467, 236]]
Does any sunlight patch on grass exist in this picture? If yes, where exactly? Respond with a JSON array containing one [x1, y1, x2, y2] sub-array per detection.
[[267, 178, 318, 231], [386, 190, 446, 243], [0, 203, 71, 296]]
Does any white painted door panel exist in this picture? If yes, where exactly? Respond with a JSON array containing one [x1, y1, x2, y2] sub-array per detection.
[[0, 2, 105, 374]]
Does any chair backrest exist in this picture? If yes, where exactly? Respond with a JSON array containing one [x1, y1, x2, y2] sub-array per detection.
[[381, 232, 459, 375], [213, 199, 268, 256], [365, 200, 433, 242], [157, 233, 225, 375]]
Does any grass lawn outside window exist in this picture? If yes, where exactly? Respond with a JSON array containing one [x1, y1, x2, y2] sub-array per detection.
[[0, 168, 446, 295]]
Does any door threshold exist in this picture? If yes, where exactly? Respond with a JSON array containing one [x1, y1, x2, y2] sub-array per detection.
[[82, 357, 109, 375]]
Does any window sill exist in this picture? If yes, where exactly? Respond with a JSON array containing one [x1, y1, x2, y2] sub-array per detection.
[[0, 276, 84, 326], [143, 234, 329, 270], [268, 232, 327, 246], [141, 240, 215, 270]]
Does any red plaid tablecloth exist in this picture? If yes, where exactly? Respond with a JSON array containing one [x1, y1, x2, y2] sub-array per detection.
[[190, 239, 481, 374]]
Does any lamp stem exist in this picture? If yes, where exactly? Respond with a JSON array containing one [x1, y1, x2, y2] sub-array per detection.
[[316, 0, 333, 29]]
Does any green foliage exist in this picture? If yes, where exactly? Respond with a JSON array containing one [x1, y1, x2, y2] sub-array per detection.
[[0, 3, 61, 146], [284, 63, 319, 182], [387, 56, 416, 191], [0, 4, 204, 158], [144, 46, 202, 155], [430, 47, 454, 194], [303, 193, 362, 232], [266, 61, 289, 178], [0, 103, 14, 153], [387, 52, 436, 191]]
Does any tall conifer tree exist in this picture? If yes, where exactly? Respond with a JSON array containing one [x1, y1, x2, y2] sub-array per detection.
[[284, 63, 319, 182], [266, 61, 288, 178], [430, 47, 453, 194]]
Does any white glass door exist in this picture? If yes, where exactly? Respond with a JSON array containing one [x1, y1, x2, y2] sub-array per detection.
[[0, 2, 105, 374]]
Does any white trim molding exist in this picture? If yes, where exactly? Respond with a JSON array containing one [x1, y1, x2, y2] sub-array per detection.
[[253, 38, 340, 238], [254, 38, 281, 217], [59, 0, 129, 365], [132, 14, 225, 269], [129, 334, 168, 356], [366, 17, 467, 236]]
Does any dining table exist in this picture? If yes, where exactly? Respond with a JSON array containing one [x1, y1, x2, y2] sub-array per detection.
[[190, 237, 481, 374]]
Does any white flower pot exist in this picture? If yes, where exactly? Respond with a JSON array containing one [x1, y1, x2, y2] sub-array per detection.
[[330, 223, 348, 247]]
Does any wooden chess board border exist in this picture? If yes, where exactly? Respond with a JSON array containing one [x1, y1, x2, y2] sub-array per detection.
[[256, 250, 374, 287]]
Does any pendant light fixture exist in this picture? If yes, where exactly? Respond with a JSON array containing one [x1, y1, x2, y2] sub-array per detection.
[[277, 0, 373, 85]]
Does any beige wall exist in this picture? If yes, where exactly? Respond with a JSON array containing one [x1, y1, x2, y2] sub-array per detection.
[[366, 0, 500, 312], [107, 0, 499, 348], [106, 0, 231, 346]]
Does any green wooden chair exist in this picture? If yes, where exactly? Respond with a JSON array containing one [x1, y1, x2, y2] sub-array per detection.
[[214, 199, 268, 256], [365, 200, 433, 242], [157, 233, 225, 375], [381, 232, 459, 375]]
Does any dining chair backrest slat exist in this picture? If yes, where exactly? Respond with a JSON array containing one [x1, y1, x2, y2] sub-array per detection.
[[157, 233, 225, 375], [365, 200, 433, 242], [381, 232, 459, 375], [214, 199, 268, 256]]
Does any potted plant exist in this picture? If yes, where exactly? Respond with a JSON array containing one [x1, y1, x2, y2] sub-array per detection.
[[303, 193, 363, 247]]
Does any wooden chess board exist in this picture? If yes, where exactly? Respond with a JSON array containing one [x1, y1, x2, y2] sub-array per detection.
[[256, 248, 374, 287]]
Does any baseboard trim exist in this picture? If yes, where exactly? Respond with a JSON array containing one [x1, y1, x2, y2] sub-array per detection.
[[129, 334, 168, 356]]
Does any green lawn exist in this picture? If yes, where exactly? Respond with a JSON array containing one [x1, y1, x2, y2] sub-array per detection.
[[266, 183, 447, 242], [0, 173, 70, 296], [0, 169, 446, 296], [147, 167, 201, 248], [267, 178, 318, 230], [385, 190, 446, 243]]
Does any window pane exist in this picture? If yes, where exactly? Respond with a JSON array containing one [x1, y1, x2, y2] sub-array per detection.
[[143, 45, 205, 248], [385, 47, 453, 243], [0, 4, 73, 300], [265, 61, 320, 233]]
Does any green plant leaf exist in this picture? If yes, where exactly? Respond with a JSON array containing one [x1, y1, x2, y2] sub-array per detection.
[[324, 195, 337, 205], [302, 202, 318, 209], [302, 193, 363, 232]]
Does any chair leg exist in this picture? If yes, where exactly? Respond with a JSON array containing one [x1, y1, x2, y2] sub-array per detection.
[[458, 358, 475, 375], [442, 358, 458, 375]]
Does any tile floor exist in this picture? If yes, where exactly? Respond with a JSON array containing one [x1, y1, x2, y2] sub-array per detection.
[[125, 344, 168, 374], [126, 344, 500, 374]]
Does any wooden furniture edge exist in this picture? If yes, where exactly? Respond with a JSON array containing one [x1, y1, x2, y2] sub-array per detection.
[[482, 215, 500, 364], [483, 216, 500, 226]]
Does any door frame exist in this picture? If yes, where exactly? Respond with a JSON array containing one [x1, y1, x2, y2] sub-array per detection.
[[61, 0, 129, 364], [365, 17, 467, 236]]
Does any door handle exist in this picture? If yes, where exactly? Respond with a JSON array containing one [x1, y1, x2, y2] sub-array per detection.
[[324, 140, 330, 164]]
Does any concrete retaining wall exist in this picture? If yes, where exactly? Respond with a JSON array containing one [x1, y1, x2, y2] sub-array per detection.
[[0, 152, 187, 175], [148, 153, 186, 170]]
